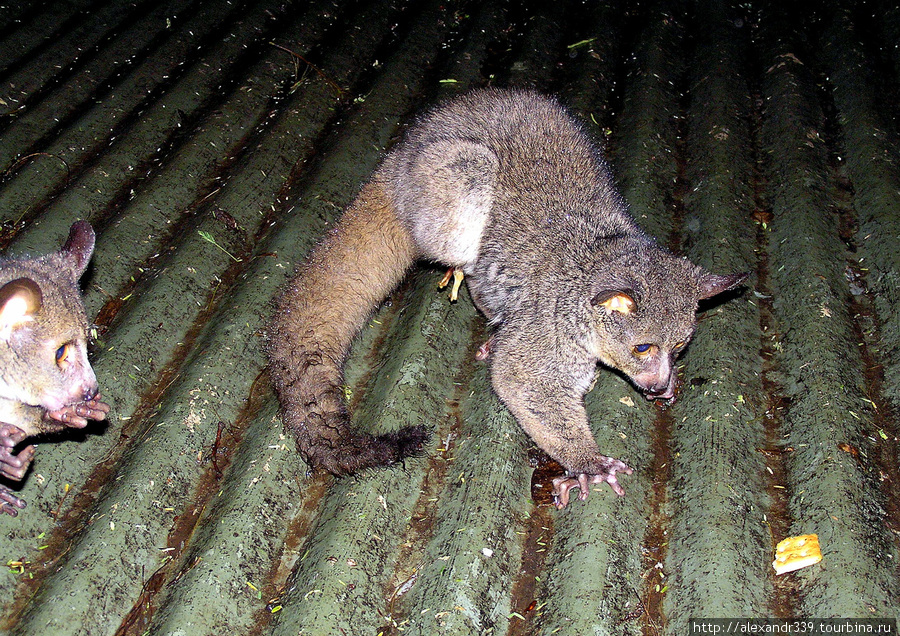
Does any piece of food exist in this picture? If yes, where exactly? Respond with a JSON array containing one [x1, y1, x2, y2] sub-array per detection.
[[773, 534, 822, 575], [438, 267, 465, 302]]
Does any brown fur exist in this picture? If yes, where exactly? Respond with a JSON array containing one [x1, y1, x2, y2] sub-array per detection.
[[266, 178, 426, 474]]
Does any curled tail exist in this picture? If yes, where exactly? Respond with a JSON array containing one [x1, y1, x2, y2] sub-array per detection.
[[266, 178, 427, 475]]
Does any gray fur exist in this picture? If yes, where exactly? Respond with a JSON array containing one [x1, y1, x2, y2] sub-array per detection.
[[268, 89, 746, 506]]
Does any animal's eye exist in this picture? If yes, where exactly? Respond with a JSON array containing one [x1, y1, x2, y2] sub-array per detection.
[[56, 344, 70, 365], [633, 343, 652, 355], [674, 341, 686, 350]]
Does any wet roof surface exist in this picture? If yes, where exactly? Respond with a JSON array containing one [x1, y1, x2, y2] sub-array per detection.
[[0, 0, 899, 634]]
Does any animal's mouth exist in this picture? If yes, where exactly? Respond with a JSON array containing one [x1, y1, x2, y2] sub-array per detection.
[[643, 387, 675, 401], [635, 377, 676, 401]]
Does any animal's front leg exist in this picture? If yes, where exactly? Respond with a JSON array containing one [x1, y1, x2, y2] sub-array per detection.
[[489, 337, 633, 509]]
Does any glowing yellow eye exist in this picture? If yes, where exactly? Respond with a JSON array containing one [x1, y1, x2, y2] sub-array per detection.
[[675, 341, 686, 350], [633, 344, 652, 355], [56, 344, 70, 365]]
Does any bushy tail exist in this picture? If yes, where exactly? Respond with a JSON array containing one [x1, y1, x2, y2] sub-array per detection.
[[266, 178, 427, 475]]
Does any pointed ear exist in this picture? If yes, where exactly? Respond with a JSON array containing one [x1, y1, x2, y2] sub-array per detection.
[[0, 278, 42, 340], [592, 289, 637, 315], [61, 220, 96, 277], [698, 271, 749, 300]]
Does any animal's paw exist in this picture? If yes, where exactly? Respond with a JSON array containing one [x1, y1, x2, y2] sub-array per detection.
[[475, 336, 494, 361], [0, 486, 26, 516], [0, 423, 32, 517], [45, 394, 111, 429], [552, 457, 633, 509], [0, 423, 34, 481]]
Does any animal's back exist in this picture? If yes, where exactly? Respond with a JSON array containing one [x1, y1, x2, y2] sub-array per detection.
[[386, 88, 640, 322]]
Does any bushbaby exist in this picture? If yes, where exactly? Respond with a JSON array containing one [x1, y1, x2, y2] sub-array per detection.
[[0, 221, 110, 516], [266, 88, 746, 508]]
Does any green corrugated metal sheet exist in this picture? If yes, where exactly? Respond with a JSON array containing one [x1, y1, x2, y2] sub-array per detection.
[[0, 0, 898, 634]]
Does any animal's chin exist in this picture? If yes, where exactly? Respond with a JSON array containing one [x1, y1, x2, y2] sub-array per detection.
[[36, 394, 69, 412]]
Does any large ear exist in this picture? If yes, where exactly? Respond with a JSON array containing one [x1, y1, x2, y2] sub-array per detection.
[[0, 278, 42, 340], [61, 220, 96, 277], [698, 271, 749, 300], [591, 289, 637, 315]]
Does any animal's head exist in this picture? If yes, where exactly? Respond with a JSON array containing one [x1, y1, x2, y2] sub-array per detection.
[[589, 249, 747, 400], [0, 221, 99, 413]]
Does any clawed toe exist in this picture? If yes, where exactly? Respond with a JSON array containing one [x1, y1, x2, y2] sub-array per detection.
[[551, 475, 582, 509], [0, 440, 34, 481], [551, 461, 633, 509], [0, 487, 26, 516]]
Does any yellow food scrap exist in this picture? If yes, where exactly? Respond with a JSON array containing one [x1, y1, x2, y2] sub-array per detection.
[[438, 268, 465, 302], [773, 534, 822, 575]]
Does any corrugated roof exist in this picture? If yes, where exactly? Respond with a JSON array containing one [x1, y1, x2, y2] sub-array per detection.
[[0, 0, 898, 634]]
